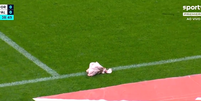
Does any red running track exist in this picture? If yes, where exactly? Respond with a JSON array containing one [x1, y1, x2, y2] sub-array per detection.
[[33, 74, 201, 101]]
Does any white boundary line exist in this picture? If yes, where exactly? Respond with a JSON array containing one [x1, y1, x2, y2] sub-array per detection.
[[33, 98, 101, 101], [112, 55, 201, 71], [0, 55, 200, 88], [0, 32, 60, 76], [196, 97, 201, 100]]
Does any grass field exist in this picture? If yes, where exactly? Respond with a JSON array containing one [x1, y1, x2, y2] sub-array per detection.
[[0, 0, 201, 100]]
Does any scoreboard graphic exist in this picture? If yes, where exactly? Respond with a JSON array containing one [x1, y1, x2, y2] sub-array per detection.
[[0, 4, 14, 20]]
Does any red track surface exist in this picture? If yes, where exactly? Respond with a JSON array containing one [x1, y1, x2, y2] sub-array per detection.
[[33, 74, 201, 101]]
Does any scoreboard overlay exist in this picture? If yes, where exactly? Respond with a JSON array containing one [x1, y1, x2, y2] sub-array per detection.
[[0, 4, 14, 20]]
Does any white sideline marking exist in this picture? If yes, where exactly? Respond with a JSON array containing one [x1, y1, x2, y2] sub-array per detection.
[[196, 97, 201, 100], [0, 55, 201, 88], [112, 55, 201, 71], [33, 98, 107, 101], [0, 32, 60, 76]]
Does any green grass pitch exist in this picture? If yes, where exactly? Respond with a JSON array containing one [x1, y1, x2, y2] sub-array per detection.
[[0, 0, 201, 100]]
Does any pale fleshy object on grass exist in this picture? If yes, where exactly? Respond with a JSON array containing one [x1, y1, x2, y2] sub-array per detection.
[[86, 62, 112, 76]]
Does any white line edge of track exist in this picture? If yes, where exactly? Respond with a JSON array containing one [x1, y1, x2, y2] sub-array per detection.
[[0, 55, 201, 88], [196, 97, 201, 100]]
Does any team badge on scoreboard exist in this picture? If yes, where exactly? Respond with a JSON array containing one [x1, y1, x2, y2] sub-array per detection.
[[0, 4, 14, 20]]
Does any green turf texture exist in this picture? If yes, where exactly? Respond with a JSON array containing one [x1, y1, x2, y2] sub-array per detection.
[[0, 39, 51, 84], [0, 0, 201, 100]]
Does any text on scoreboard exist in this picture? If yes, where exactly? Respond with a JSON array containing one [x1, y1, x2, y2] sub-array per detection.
[[0, 4, 14, 20]]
